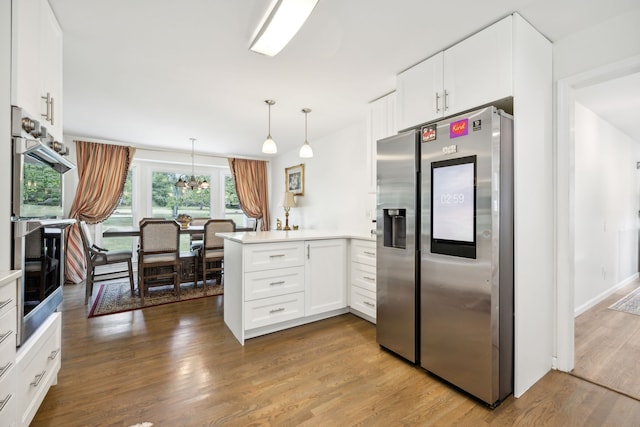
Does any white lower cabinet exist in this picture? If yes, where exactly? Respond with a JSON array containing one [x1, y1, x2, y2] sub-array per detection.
[[305, 239, 347, 316], [0, 271, 20, 427], [16, 312, 61, 427], [350, 239, 377, 323], [245, 292, 305, 329]]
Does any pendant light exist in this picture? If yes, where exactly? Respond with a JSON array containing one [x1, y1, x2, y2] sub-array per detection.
[[176, 138, 209, 190], [262, 100, 277, 154], [299, 108, 313, 158]]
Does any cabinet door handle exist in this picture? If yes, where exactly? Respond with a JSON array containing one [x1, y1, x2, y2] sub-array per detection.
[[49, 348, 61, 360], [269, 254, 285, 258], [0, 394, 12, 413], [435, 92, 441, 113], [50, 96, 55, 125], [363, 251, 375, 256], [269, 281, 285, 286], [307, 245, 310, 259], [0, 330, 12, 345], [41, 92, 52, 122], [363, 276, 376, 282], [363, 301, 375, 307], [0, 299, 12, 310], [0, 362, 12, 379], [444, 89, 449, 112], [269, 307, 285, 314], [30, 370, 46, 387]]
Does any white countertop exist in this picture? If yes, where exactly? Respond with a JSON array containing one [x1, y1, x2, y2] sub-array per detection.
[[217, 230, 375, 244]]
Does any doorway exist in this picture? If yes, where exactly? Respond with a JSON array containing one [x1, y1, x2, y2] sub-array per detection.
[[556, 56, 640, 398]]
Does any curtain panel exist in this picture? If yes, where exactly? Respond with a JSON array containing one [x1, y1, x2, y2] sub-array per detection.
[[228, 158, 270, 231], [65, 141, 135, 283]]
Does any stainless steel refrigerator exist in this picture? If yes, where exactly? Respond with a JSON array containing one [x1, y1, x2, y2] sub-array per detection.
[[376, 128, 419, 363], [377, 106, 513, 407]]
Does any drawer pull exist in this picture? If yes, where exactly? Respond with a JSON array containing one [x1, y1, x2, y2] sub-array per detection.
[[269, 254, 285, 258], [49, 348, 61, 360], [30, 370, 46, 388], [269, 307, 285, 314], [363, 251, 375, 256], [0, 362, 12, 379], [0, 394, 11, 413], [0, 299, 12, 310], [0, 330, 12, 345], [269, 281, 285, 286], [363, 276, 376, 282], [363, 301, 375, 308]]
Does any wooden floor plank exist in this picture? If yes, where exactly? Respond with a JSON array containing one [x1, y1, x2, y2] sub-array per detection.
[[30, 282, 640, 426]]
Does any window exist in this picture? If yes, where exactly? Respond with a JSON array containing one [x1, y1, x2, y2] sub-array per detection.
[[101, 170, 133, 251], [224, 173, 253, 229]]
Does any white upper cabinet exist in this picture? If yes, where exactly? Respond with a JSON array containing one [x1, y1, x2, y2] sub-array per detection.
[[12, 0, 63, 140], [396, 52, 443, 130], [396, 15, 513, 130], [367, 92, 396, 193]]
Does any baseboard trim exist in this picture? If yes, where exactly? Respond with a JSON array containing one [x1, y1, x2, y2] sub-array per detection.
[[574, 272, 639, 317]]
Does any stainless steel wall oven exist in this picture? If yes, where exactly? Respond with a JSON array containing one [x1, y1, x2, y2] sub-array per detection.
[[10, 106, 74, 346]]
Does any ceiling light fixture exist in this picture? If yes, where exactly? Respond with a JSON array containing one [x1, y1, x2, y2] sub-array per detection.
[[262, 100, 277, 154], [299, 108, 313, 158], [176, 138, 209, 190], [249, 0, 319, 57]]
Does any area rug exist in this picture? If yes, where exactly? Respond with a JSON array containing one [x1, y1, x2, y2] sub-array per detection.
[[609, 286, 640, 316], [89, 280, 223, 317]]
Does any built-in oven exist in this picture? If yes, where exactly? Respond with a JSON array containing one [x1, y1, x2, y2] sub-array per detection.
[[10, 106, 75, 346]]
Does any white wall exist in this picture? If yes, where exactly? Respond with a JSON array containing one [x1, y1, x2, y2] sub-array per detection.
[[0, 0, 12, 270], [269, 119, 373, 236], [574, 102, 640, 312]]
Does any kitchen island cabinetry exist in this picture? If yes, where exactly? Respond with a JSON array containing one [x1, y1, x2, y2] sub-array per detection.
[[221, 232, 362, 345]]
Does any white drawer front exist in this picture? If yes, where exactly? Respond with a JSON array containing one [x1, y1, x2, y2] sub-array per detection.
[[351, 262, 376, 293], [17, 313, 61, 427], [351, 286, 376, 320], [0, 367, 16, 427], [351, 240, 376, 267], [245, 266, 305, 301], [245, 292, 305, 329], [0, 280, 16, 320], [244, 242, 305, 272]]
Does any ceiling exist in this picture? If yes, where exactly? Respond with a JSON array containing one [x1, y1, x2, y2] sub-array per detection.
[[49, 0, 640, 159]]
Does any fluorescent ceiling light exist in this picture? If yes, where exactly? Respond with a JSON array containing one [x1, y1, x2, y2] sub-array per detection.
[[250, 0, 319, 57]]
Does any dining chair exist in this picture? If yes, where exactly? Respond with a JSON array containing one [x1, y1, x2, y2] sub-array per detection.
[[79, 221, 135, 304], [200, 219, 235, 293], [138, 219, 181, 304], [188, 217, 210, 252]]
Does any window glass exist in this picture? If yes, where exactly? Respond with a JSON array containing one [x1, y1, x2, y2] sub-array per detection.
[[224, 174, 253, 229], [152, 171, 211, 251], [101, 170, 133, 251]]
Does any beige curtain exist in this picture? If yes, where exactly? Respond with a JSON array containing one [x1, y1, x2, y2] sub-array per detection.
[[228, 158, 270, 231], [65, 141, 135, 283]]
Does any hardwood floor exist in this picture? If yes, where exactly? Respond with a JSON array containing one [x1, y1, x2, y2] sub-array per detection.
[[31, 282, 640, 426], [573, 280, 640, 400]]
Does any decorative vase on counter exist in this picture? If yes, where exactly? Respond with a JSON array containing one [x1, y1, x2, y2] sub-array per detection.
[[176, 214, 192, 229]]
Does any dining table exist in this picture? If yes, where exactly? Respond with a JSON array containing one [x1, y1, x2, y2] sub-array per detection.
[[102, 225, 204, 238]]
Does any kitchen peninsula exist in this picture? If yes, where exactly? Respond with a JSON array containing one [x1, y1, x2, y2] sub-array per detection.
[[218, 230, 375, 345]]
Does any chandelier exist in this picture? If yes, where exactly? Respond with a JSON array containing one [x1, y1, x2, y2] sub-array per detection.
[[176, 138, 209, 190]]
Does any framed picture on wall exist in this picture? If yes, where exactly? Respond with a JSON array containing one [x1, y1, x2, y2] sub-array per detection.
[[285, 164, 305, 196]]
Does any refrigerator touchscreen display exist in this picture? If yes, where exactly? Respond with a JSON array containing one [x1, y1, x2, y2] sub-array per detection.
[[430, 155, 477, 259]]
